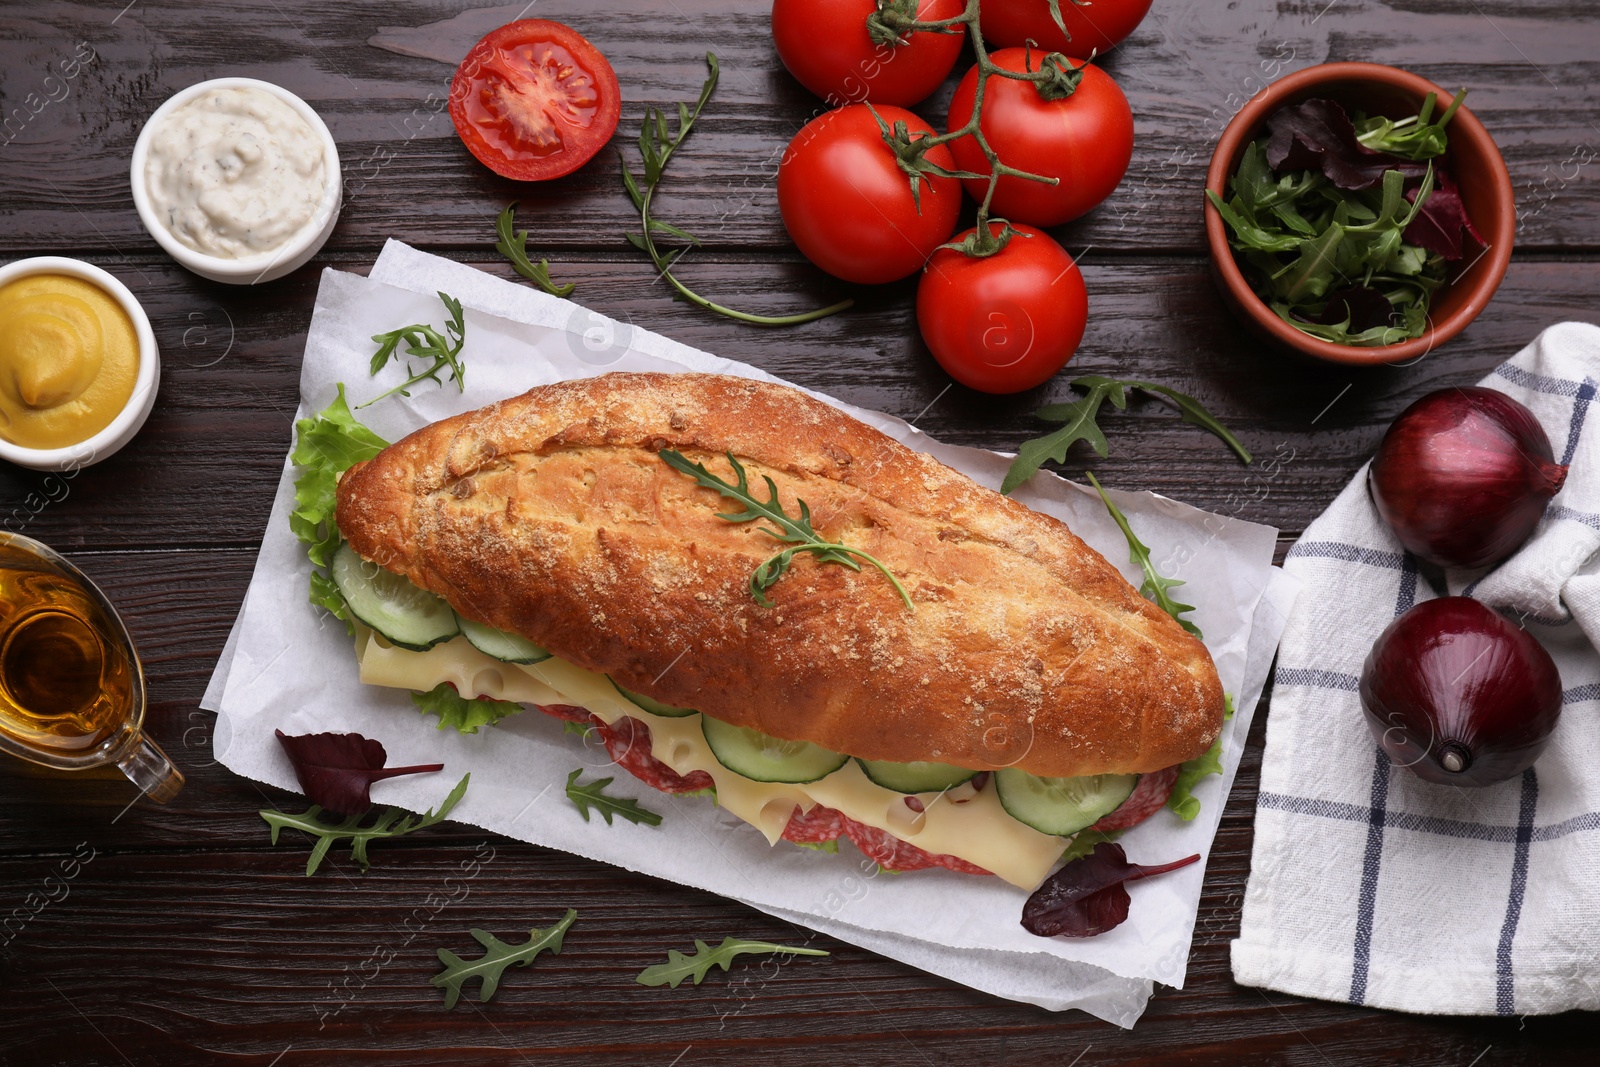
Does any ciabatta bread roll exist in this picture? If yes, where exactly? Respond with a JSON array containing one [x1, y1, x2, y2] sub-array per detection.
[[336, 372, 1223, 777]]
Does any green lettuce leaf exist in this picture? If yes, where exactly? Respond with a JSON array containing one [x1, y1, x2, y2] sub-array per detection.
[[290, 384, 389, 624], [1167, 736, 1224, 822], [413, 683, 524, 734], [1062, 828, 1124, 864]]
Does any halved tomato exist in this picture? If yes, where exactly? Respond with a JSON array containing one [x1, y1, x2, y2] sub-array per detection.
[[449, 19, 621, 181]]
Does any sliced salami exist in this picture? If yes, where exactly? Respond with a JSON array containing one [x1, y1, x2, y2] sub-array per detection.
[[594, 714, 715, 795], [780, 803, 846, 844], [779, 803, 990, 876], [1086, 764, 1180, 833], [536, 702, 593, 724], [842, 816, 992, 875]]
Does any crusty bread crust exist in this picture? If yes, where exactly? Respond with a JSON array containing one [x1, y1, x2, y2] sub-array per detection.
[[336, 372, 1223, 776]]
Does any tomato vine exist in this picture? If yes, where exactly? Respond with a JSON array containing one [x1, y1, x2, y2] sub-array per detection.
[[870, 0, 1089, 257]]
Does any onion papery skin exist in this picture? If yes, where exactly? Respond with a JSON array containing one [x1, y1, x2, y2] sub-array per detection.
[[1359, 597, 1562, 787], [1368, 387, 1567, 570]]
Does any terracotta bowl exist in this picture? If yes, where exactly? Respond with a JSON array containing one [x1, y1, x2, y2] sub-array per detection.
[[1204, 62, 1514, 366]]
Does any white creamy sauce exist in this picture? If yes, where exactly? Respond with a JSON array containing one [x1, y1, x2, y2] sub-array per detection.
[[144, 87, 326, 259]]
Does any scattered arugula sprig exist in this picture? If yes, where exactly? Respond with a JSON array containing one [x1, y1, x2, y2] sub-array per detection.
[[413, 683, 525, 735], [660, 449, 914, 611], [260, 773, 470, 876], [433, 910, 577, 1009], [636, 938, 829, 988], [1001, 376, 1251, 495], [565, 769, 663, 827], [495, 203, 574, 298], [289, 386, 390, 626], [360, 291, 468, 409], [1084, 471, 1200, 637], [621, 53, 852, 327]]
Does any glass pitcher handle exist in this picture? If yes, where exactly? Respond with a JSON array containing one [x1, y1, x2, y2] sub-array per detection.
[[116, 734, 185, 804]]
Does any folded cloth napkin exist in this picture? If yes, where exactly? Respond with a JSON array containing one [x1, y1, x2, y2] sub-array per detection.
[[1233, 322, 1600, 1016]]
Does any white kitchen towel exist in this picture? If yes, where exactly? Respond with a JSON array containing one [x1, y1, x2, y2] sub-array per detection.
[[1233, 322, 1600, 1016]]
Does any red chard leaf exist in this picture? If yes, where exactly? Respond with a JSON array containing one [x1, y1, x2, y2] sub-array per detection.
[[1265, 98, 1426, 190], [1021, 843, 1201, 938], [275, 729, 444, 815], [1404, 169, 1485, 260], [1309, 286, 1398, 332]]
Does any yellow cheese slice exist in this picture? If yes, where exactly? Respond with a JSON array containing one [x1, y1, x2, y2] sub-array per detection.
[[356, 632, 1066, 888]]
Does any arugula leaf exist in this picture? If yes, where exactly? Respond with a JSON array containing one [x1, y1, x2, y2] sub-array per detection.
[[495, 203, 575, 298], [260, 773, 469, 876], [621, 53, 851, 327], [562, 719, 597, 739], [636, 938, 829, 988], [1001, 376, 1250, 495], [1168, 735, 1223, 821], [1354, 88, 1467, 161], [290, 385, 390, 625], [565, 769, 663, 827], [412, 683, 524, 735], [361, 291, 467, 409], [660, 449, 914, 611], [1062, 827, 1124, 864], [1085, 472, 1201, 637], [433, 909, 577, 1009]]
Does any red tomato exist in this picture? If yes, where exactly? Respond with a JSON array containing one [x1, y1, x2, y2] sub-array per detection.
[[917, 225, 1087, 394], [449, 20, 621, 181], [778, 104, 962, 284], [979, 0, 1153, 59], [771, 0, 966, 107], [946, 50, 1133, 226]]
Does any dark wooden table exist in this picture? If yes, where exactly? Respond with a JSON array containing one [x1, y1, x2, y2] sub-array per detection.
[[3, 1, 1598, 1063]]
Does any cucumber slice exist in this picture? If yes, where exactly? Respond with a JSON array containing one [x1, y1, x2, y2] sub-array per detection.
[[610, 679, 698, 718], [332, 544, 459, 651], [855, 758, 977, 794], [993, 768, 1138, 837], [457, 616, 551, 664], [701, 717, 849, 784]]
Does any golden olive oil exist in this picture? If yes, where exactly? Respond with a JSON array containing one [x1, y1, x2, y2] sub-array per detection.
[[0, 561, 134, 754]]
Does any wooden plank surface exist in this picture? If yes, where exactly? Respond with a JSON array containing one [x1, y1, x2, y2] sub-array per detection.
[[3, 1, 1599, 255], [3, 0, 1598, 1063]]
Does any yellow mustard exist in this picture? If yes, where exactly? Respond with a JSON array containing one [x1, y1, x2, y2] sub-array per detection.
[[0, 274, 138, 450]]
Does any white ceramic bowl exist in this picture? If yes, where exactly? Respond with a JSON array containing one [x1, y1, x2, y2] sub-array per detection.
[[0, 257, 161, 472], [130, 77, 341, 285]]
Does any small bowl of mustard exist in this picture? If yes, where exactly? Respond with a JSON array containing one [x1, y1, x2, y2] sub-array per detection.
[[0, 257, 160, 472]]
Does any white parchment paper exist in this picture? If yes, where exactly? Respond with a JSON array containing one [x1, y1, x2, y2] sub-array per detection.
[[202, 242, 1296, 1026]]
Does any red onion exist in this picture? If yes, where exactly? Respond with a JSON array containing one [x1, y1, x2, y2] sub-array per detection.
[[1359, 597, 1561, 787], [1368, 387, 1567, 570]]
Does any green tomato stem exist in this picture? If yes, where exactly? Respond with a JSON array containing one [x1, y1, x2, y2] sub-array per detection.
[[888, 0, 1064, 254]]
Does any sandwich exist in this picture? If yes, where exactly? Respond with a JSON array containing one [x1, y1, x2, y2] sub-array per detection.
[[310, 371, 1224, 892]]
